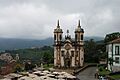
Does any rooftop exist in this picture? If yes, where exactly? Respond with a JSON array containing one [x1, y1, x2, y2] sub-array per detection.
[[109, 38, 120, 44]]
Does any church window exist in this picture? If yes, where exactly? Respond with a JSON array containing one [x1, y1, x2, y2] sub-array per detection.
[[71, 51, 74, 57], [81, 35, 83, 40], [76, 51, 78, 57], [61, 51, 64, 56], [54, 35, 56, 40], [82, 58, 83, 60], [65, 44, 71, 50], [66, 51, 69, 58], [81, 48, 84, 51], [60, 35, 62, 40], [75, 34, 77, 40]]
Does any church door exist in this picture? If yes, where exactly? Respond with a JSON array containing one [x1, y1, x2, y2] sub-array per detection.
[[64, 50, 71, 68]]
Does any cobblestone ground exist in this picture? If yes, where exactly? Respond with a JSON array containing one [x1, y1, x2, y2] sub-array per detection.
[[76, 67, 98, 80]]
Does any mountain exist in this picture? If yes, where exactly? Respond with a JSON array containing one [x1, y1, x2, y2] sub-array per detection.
[[0, 38, 53, 51], [0, 36, 104, 51], [84, 36, 104, 41]]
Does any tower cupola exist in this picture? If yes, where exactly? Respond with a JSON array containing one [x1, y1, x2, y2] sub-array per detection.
[[54, 20, 63, 42], [75, 20, 84, 42], [54, 20, 63, 33], [75, 20, 84, 33]]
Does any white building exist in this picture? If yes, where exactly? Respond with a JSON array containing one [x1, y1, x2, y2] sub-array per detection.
[[106, 38, 120, 71], [53, 20, 84, 68]]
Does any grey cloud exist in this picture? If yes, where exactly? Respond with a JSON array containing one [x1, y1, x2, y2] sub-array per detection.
[[0, 0, 119, 39]]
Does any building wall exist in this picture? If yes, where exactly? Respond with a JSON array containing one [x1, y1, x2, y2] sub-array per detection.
[[55, 44, 84, 68], [113, 44, 120, 66], [107, 43, 120, 71], [80, 47, 84, 66], [60, 48, 76, 67]]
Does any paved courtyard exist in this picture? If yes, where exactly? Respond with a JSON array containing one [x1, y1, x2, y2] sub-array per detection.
[[76, 67, 98, 80]]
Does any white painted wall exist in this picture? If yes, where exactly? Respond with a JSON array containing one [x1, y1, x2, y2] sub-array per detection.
[[107, 43, 120, 71], [80, 49, 84, 67], [61, 57, 64, 67], [113, 44, 120, 66]]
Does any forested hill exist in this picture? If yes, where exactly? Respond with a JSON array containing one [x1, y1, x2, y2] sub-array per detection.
[[0, 38, 53, 51], [0, 46, 54, 67], [0, 36, 104, 51]]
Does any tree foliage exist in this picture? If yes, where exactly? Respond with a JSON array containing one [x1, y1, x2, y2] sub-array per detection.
[[24, 62, 35, 71], [84, 39, 99, 63], [13, 63, 23, 73], [4, 46, 54, 64], [104, 32, 120, 43], [84, 39, 106, 63], [84, 32, 120, 63]]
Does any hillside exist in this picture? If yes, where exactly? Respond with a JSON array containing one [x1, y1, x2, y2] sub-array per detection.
[[0, 46, 54, 67], [0, 36, 104, 51], [0, 38, 53, 51]]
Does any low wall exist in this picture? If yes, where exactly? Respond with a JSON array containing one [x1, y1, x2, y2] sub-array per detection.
[[74, 63, 97, 75], [112, 66, 120, 72]]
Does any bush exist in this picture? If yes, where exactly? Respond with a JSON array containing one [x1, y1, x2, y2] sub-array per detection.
[[13, 63, 23, 73]]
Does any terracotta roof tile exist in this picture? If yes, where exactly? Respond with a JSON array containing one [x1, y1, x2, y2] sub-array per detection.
[[109, 38, 120, 44]]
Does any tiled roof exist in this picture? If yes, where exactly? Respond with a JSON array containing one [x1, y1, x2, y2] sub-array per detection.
[[109, 38, 120, 44]]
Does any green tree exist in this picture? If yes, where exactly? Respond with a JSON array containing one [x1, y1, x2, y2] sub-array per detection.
[[24, 62, 35, 71], [84, 39, 107, 63], [43, 51, 53, 65], [13, 63, 23, 73], [104, 32, 120, 43], [84, 39, 99, 63]]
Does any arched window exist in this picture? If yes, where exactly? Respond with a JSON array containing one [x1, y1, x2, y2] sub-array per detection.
[[61, 51, 64, 56], [75, 34, 77, 40], [71, 51, 74, 57], [81, 35, 83, 40], [76, 51, 78, 57], [54, 34, 56, 40], [60, 35, 62, 40]]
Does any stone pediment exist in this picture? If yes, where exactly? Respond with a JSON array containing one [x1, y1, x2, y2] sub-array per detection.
[[64, 43, 72, 50]]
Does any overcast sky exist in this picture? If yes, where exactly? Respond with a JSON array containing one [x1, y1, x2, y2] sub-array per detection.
[[0, 0, 120, 40]]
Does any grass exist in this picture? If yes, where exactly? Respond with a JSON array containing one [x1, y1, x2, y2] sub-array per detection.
[[99, 69, 110, 76], [98, 65, 110, 76], [109, 74, 120, 79], [98, 64, 120, 79], [43, 64, 54, 70]]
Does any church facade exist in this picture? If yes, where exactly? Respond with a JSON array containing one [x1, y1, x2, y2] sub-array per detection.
[[53, 20, 84, 68]]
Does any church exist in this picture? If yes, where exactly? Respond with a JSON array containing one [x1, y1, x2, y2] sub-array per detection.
[[53, 20, 84, 68]]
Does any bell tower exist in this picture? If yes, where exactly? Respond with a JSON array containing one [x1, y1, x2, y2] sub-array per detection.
[[54, 20, 63, 67], [75, 20, 84, 43], [54, 20, 63, 43], [75, 20, 84, 67]]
